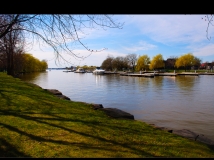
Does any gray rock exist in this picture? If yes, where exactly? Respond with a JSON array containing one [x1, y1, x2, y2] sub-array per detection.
[[99, 108, 134, 120], [44, 89, 62, 95], [43, 89, 71, 100], [172, 129, 198, 141], [150, 124, 173, 133], [194, 134, 214, 145], [172, 129, 214, 145], [91, 103, 103, 110], [55, 95, 70, 100], [149, 125, 214, 145]]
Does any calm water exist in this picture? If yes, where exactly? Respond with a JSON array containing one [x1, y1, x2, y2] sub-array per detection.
[[19, 70, 214, 141]]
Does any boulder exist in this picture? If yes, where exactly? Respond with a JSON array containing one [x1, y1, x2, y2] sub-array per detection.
[[195, 134, 214, 145], [55, 95, 70, 100], [43, 89, 71, 100], [44, 89, 62, 95], [149, 125, 214, 145], [91, 103, 103, 110], [172, 129, 214, 145], [172, 129, 198, 141], [153, 126, 173, 133], [99, 108, 134, 120]]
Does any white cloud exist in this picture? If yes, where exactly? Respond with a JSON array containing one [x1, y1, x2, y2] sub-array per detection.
[[127, 15, 214, 45], [68, 49, 127, 67], [123, 40, 157, 52], [29, 48, 127, 68], [192, 44, 214, 57]]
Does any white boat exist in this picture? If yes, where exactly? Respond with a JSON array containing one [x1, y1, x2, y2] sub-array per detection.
[[93, 67, 105, 75], [70, 68, 76, 72], [74, 68, 85, 73]]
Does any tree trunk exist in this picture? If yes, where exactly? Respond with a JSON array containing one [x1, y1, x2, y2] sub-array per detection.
[[7, 50, 15, 77]]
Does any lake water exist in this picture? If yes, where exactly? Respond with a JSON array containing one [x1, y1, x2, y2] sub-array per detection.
[[19, 70, 214, 141]]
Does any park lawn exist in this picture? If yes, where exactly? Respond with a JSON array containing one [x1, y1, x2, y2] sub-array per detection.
[[0, 72, 214, 158]]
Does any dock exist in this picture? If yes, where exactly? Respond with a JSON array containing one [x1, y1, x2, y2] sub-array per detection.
[[154, 73, 177, 76], [198, 72, 214, 75], [98, 71, 214, 77], [177, 72, 199, 76], [120, 73, 155, 78], [104, 71, 119, 74]]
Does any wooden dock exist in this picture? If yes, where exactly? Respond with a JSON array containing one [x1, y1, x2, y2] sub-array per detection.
[[198, 72, 214, 75], [119, 72, 202, 77], [100, 71, 214, 77], [120, 73, 155, 78], [177, 72, 199, 76], [104, 71, 119, 74], [154, 73, 177, 76]]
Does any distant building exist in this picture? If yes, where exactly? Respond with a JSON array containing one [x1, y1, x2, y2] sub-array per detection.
[[200, 63, 213, 70]]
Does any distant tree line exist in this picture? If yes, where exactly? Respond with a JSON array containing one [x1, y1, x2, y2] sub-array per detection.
[[100, 53, 214, 72], [77, 65, 96, 71]]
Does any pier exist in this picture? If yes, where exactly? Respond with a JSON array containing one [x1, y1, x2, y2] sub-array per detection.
[[154, 73, 177, 76], [120, 73, 155, 78], [198, 72, 214, 75], [103, 71, 202, 77], [94, 71, 214, 77], [177, 72, 199, 76], [104, 71, 119, 74]]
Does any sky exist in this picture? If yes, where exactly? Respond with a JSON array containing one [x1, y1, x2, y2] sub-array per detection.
[[27, 14, 214, 68]]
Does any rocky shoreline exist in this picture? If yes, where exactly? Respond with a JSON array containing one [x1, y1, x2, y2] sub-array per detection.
[[40, 86, 214, 147]]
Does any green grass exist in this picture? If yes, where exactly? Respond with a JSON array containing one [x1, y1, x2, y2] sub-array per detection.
[[165, 69, 213, 73], [0, 72, 214, 158]]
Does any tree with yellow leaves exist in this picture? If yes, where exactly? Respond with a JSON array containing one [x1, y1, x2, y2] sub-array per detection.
[[149, 54, 165, 70], [135, 54, 150, 71], [175, 53, 197, 71], [22, 53, 48, 72]]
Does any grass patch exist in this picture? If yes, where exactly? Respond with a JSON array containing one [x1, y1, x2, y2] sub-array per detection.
[[165, 69, 213, 73], [0, 72, 214, 157]]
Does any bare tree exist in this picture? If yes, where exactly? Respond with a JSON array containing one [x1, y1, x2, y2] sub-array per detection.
[[0, 14, 124, 66], [201, 14, 214, 40], [0, 22, 25, 76], [126, 53, 138, 71]]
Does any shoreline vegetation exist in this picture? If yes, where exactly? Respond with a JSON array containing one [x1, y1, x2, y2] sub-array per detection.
[[1, 72, 214, 157]]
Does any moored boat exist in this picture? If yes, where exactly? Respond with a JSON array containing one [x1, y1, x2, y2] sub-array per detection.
[[74, 68, 85, 73], [92, 67, 105, 75]]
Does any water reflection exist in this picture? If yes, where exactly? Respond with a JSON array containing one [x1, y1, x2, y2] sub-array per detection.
[[18, 71, 46, 82], [175, 76, 198, 91], [138, 77, 151, 92], [95, 75, 104, 85], [151, 76, 164, 89]]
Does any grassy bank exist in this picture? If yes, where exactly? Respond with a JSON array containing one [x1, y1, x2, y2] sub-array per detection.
[[0, 72, 214, 158]]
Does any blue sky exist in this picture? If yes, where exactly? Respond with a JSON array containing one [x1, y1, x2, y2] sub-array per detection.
[[27, 14, 214, 68]]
